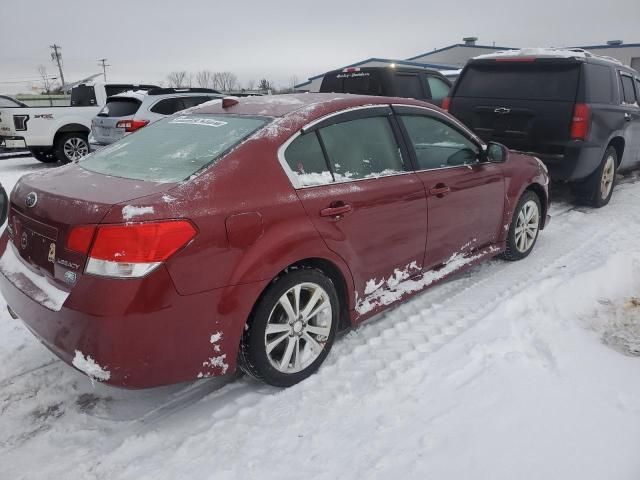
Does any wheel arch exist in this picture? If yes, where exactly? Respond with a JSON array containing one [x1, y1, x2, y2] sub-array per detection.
[[525, 182, 548, 228], [53, 123, 90, 145], [607, 136, 624, 166]]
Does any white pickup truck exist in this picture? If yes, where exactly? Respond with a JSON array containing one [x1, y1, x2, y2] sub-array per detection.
[[0, 82, 157, 163]]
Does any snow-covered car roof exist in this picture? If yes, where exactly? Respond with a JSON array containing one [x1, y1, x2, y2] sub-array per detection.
[[473, 47, 623, 65], [109, 90, 149, 101]]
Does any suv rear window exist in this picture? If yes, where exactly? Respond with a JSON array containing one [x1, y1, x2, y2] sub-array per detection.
[[81, 115, 268, 182], [456, 63, 580, 101], [320, 71, 383, 95], [98, 98, 141, 117]]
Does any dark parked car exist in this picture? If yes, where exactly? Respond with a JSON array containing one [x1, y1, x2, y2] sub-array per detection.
[[320, 66, 452, 107], [0, 94, 549, 388], [446, 48, 640, 207], [0, 183, 7, 225]]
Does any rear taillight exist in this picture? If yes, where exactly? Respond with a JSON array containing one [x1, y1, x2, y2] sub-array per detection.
[[68, 220, 196, 278], [116, 119, 149, 132], [442, 97, 451, 111], [571, 103, 591, 140]]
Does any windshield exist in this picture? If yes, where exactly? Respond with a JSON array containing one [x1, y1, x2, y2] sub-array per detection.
[[81, 114, 269, 182]]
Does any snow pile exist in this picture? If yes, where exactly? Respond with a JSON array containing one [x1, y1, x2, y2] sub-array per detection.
[[198, 331, 228, 377], [72, 350, 110, 382], [122, 205, 154, 220]]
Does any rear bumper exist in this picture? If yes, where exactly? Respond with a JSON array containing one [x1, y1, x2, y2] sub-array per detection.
[[0, 235, 268, 388], [535, 143, 604, 182], [0, 136, 27, 149]]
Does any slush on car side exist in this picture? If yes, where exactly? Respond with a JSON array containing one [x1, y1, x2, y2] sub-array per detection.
[[0, 94, 549, 388]]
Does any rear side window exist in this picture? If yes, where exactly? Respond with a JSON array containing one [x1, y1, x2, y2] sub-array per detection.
[[393, 74, 423, 98], [319, 117, 404, 181], [401, 115, 479, 170], [70, 85, 97, 106], [426, 76, 450, 102], [620, 75, 637, 104], [456, 64, 580, 101], [98, 98, 141, 117], [636, 79, 640, 102], [150, 98, 186, 115], [585, 64, 613, 104], [81, 115, 268, 182], [284, 133, 332, 186], [181, 96, 218, 109]]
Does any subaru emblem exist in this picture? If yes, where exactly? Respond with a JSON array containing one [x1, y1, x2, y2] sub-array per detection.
[[25, 192, 38, 208], [64, 270, 78, 285]]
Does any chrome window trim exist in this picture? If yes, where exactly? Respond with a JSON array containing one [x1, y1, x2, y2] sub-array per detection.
[[277, 105, 413, 190]]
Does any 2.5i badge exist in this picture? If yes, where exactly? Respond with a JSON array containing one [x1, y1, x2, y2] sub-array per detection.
[[48, 243, 56, 263]]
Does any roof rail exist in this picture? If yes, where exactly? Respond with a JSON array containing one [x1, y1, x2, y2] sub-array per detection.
[[147, 87, 221, 96]]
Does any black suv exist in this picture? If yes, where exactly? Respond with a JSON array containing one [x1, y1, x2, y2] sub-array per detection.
[[446, 49, 640, 207], [319, 66, 452, 107]]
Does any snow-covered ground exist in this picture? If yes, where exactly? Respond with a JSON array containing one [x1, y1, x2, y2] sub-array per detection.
[[1, 156, 640, 480]]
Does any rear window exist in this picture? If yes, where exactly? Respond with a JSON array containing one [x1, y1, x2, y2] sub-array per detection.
[[320, 71, 383, 95], [98, 98, 141, 117], [456, 63, 580, 101], [80, 115, 268, 182], [71, 85, 97, 106]]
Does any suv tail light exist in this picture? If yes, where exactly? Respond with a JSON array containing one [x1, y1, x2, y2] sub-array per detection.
[[571, 103, 591, 140], [67, 220, 196, 278], [116, 119, 150, 133], [442, 97, 451, 111]]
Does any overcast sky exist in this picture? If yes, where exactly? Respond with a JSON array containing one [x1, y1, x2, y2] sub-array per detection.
[[1, 0, 639, 94]]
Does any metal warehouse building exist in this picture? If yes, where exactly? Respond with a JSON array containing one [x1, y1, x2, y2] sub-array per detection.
[[295, 38, 640, 92]]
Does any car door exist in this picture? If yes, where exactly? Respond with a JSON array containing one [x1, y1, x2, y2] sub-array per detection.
[[395, 106, 505, 269], [280, 106, 428, 305], [618, 72, 640, 167]]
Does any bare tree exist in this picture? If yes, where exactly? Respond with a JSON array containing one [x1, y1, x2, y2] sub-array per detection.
[[215, 72, 238, 92], [37, 65, 54, 94], [258, 78, 272, 91], [166, 71, 189, 88], [245, 79, 256, 91], [195, 70, 215, 89], [289, 75, 299, 92]]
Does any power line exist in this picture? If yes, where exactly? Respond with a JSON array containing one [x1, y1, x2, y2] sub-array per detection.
[[49, 44, 65, 88], [97, 58, 110, 82]]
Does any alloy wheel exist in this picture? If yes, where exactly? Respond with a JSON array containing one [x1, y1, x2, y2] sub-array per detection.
[[63, 137, 89, 161], [514, 200, 540, 253], [265, 282, 332, 374], [600, 155, 615, 200]]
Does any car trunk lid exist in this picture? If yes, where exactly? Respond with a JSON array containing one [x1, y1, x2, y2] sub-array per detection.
[[6, 164, 173, 285]]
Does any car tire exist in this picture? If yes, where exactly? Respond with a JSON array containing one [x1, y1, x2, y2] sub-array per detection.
[[29, 148, 57, 163], [239, 267, 339, 387], [572, 146, 617, 208], [54, 132, 89, 164], [501, 190, 542, 261]]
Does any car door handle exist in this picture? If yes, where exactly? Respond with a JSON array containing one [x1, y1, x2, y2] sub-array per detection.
[[429, 184, 451, 197], [624, 113, 632, 121], [320, 203, 353, 217]]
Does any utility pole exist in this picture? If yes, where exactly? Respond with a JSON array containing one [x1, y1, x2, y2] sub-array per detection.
[[49, 44, 65, 89], [98, 58, 110, 82]]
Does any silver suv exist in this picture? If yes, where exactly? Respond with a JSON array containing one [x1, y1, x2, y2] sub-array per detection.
[[90, 88, 222, 149]]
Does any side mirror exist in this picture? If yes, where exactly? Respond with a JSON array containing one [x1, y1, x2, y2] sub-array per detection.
[[486, 142, 508, 163], [0, 183, 7, 226]]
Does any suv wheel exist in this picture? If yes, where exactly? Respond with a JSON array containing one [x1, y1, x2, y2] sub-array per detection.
[[574, 146, 617, 208], [29, 148, 57, 163], [239, 268, 339, 387], [55, 132, 89, 163], [501, 190, 542, 261]]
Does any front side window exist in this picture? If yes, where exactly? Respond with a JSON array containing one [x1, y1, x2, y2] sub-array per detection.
[[284, 132, 332, 186], [426, 76, 450, 102], [319, 116, 405, 181], [81, 115, 268, 182], [401, 115, 479, 170]]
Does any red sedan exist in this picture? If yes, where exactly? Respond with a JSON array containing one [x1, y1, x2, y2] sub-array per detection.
[[0, 94, 549, 388]]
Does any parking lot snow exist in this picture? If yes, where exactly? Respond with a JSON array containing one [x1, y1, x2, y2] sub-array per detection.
[[1, 156, 640, 479]]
